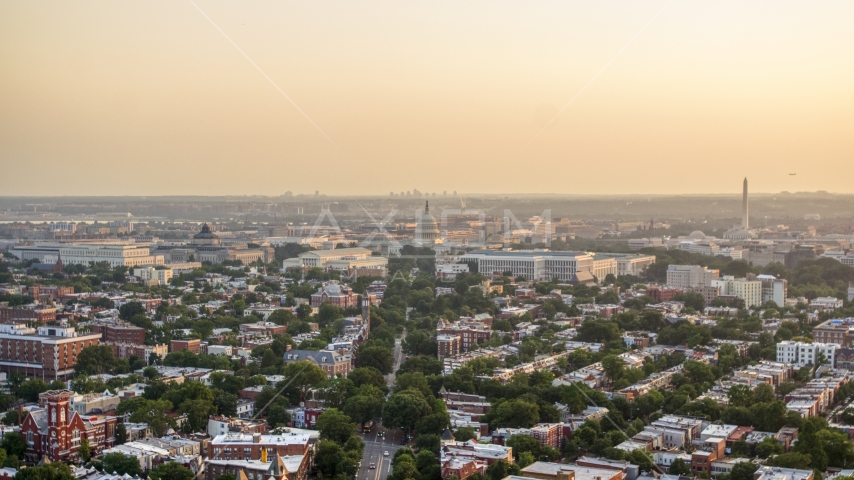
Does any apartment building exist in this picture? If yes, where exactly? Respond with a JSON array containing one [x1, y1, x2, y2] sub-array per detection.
[[437, 334, 461, 358], [758, 275, 788, 307], [712, 276, 763, 308], [0, 305, 57, 324], [171, 339, 202, 354], [133, 267, 173, 285], [208, 432, 310, 461], [777, 341, 837, 367], [666, 265, 719, 289], [437, 319, 492, 352], [812, 318, 854, 347], [92, 324, 146, 345], [0, 324, 101, 380]]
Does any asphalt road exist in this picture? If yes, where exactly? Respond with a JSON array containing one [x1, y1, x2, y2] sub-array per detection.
[[384, 330, 406, 388], [357, 426, 405, 480], [358, 330, 408, 480]]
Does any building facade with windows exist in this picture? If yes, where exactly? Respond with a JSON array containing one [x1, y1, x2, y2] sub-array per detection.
[[20, 390, 117, 463], [282, 350, 351, 377], [0, 324, 101, 380]]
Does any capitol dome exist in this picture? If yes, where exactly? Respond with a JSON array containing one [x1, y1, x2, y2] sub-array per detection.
[[416, 201, 440, 245], [687, 230, 707, 240]]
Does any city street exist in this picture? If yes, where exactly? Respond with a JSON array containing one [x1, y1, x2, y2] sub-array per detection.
[[357, 426, 404, 480], [357, 330, 408, 480]]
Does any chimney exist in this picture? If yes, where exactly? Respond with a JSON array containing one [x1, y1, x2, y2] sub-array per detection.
[[253, 433, 262, 444], [18, 405, 23, 425]]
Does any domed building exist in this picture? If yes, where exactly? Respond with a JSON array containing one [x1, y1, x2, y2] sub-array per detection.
[[192, 223, 222, 246], [415, 201, 441, 246]]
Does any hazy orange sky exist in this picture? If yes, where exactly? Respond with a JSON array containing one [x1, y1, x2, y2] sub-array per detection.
[[1, 1, 853, 196]]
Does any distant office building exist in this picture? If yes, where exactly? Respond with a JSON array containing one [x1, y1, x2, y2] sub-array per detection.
[[134, 267, 173, 285], [460, 250, 597, 283], [10, 243, 164, 268], [171, 339, 202, 354], [666, 265, 719, 289], [758, 275, 788, 307], [712, 276, 762, 308], [810, 297, 843, 311], [282, 247, 388, 274]]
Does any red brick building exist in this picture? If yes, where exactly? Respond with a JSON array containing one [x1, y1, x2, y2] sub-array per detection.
[[0, 324, 101, 380], [208, 432, 311, 460], [0, 306, 57, 324], [92, 324, 146, 345], [310, 283, 359, 308], [437, 325, 491, 352], [20, 390, 117, 463], [171, 338, 202, 353]]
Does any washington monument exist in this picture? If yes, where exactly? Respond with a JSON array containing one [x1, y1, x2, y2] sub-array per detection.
[[742, 177, 749, 230]]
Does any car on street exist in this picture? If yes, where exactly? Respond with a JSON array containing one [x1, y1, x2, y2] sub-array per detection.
[[370, 464, 376, 469], [384, 451, 389, 456]]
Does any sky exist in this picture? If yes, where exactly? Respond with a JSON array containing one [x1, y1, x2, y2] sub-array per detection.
[[1, 1, 853, 197]]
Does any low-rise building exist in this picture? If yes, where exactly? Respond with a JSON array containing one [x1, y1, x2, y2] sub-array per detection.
[[282, 350, 351, 377]]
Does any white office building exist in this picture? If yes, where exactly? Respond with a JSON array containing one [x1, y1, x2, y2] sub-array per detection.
[[712, 276, 763, 307], [460, 250, 596, 283], [758, 275, 788, 307], [10, 242, 164, 267], [282, 247, 388, 273], [134, 267, 173, 285], [777, 341, 837, 367], [666, 265, 719, 289]]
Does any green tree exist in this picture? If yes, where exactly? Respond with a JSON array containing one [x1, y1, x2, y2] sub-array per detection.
[[314, 440, 345, 478], [383, 389, 433, 434], [79, 438, 91, 462], [75, 345, 118, 375], [755, 437, 784, 458], [349, 367, 388, 391], [731, 440, 750, 458], [601, 355, 626, 386], [669, 458, 691, 476], [101, 451, 143, 476], [729, 462, 759, 480], [766, 452, 812, 469], [483, 400, 539, 429], [627, 450, 654, 472], [115, 423, 128, 445], [317, 408, 357, 444], [485, 460, 520, 480], [0, 432, 27, 458], [792, 420, 828, 471], [283, 361, 328, 403], [356, 345, 394, 374], [344, 395, 384, 427], [148, 461, 194, 480]]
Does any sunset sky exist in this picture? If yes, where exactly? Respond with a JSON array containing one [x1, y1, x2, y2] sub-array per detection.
[[1, 1, 852, 196]]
